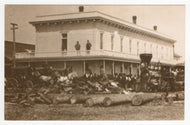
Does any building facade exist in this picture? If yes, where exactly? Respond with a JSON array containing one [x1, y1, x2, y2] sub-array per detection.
[[16, 9, 177, 76]]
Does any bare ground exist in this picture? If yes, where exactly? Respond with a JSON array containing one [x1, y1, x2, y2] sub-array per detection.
[[5, 101, 184, 120]]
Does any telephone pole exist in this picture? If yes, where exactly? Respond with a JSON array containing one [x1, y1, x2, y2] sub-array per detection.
[[10, 23, 18, 68]]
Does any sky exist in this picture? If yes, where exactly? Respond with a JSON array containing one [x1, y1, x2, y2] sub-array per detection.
[[5, 5, 185, 61]]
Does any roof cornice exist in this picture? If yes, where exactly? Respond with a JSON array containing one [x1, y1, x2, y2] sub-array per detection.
[[29, 11, 176, 43]]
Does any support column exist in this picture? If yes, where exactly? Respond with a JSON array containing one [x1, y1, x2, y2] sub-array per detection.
[[103, 60, 106, 72], [83, 60, 86, 74], [137, 64, 140, 77], [130, 63, 133, 75], [122, 62, 125, 73], [112, 61, 115, 75]]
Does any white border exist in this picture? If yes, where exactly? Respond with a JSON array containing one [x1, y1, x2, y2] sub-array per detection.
[[1, 0, 190, 125]]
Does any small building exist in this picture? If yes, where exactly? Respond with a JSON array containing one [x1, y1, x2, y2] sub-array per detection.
[[15, 7, 177, 76], [5, 40, 35, 65]]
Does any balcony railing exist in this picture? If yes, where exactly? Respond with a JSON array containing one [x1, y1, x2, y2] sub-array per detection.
[[15, 50, 176, 64]]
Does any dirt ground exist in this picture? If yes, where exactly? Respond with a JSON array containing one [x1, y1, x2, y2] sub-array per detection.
[[5, 101, 184, 120]]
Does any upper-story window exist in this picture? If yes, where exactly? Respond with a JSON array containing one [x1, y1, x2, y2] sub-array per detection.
[[111, 35, 114, 50], [120, 36, 123, 52], [161, 46, 164, 59], [100, 32, 103, 49], [137, 41, 139, 55], [144, 43, 146, 53], [62, 33, 67, 51], [156, 45, 158, 58], [150, 44, 152, 54], [129, 39, 132, 54]]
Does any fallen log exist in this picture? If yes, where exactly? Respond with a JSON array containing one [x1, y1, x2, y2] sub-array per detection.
[[84, 96, 105, 107], [38, 92, 52, 104], [70, 95, 90, 104], [131, 95, 143, 106], [53, 94, 73, 104], [103, 94, 131, 106]]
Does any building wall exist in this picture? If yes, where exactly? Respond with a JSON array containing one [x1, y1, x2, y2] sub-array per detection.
[[35, 22, 97, 56], [34, 20, 174, 62], [95, 22, 174, 61]]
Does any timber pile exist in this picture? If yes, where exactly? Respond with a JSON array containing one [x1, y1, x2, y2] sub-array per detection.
[[5, 67, 184, 107]]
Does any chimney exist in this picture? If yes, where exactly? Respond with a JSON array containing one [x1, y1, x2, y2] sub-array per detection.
[[79, 6, 84, 12], [153, 25, 157, 31], [132, 16, 137, 24]]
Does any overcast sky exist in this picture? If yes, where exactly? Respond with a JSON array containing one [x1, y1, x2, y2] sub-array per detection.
[[5, 5, 185, 60]]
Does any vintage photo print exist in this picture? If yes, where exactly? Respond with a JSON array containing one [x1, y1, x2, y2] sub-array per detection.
[[1, 0, 190, 125]]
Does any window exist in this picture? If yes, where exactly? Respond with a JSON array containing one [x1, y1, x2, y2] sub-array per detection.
[[156, 45, 158, 58], [137, 41, 139, 55], [144, 43, 146, 53], [100, 33, 103, 49], [129, 39, 132, 54], [62, 33, 67, 51], [161, 47, 164, 59], [111, 35, 114, 50], [150, 44, 152, 54], [120, 37, 123, 52]]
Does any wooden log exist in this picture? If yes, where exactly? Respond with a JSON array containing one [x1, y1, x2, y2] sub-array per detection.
[[70, 95, 89, 104], [131, 95, 143, 106], [103, 94, 131, 106], [84, 96, 105, 107], [53, 94, 73, 104], [130, 93, 166, 106], [38, 92, 52, 104]]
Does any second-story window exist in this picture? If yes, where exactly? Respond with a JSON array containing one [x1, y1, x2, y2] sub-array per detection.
[[161, 46, 164, 59], [62, 33, 67, 51], [150, 44, 152, 54], [144, 43, 146, 53], [111, 35, 114, 50], [100, 33, 103, 49], [137, 41, 139, 55], [129, 39, 132, 54], [120, 36, 123, 52]]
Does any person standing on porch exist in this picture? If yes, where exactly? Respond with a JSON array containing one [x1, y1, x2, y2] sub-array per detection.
[[86, 40, 92, 54], [75, 41, 81, 55]]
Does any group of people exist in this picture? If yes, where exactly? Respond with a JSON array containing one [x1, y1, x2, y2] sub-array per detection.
[[113, 73, 139, 91], [75, 40, 92, 55]]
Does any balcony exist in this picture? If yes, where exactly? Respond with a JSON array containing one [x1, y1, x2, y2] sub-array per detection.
[[15, 50, 176, 65]]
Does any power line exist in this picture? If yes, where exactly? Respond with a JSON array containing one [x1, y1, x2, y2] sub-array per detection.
[[10, 23, 18, 68]]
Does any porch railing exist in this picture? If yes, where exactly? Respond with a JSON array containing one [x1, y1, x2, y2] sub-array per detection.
[[15, 50, 176, 64]]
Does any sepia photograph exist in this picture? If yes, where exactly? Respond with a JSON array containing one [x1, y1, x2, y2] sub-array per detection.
[[4, 4, 186, 121]]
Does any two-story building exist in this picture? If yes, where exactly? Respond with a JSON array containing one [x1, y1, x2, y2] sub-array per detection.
[[15, 7, 177, 76]]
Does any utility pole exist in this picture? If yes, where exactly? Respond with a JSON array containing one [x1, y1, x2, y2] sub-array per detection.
[[10, 23, 18, 68]]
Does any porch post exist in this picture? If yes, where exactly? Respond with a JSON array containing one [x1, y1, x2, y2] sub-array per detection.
[[112, 61, 115, 75], [103, 60, 106, 72], [83, 60, 86, 74], [130, 63, 133, 75], [122, 62, 125, 73]]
